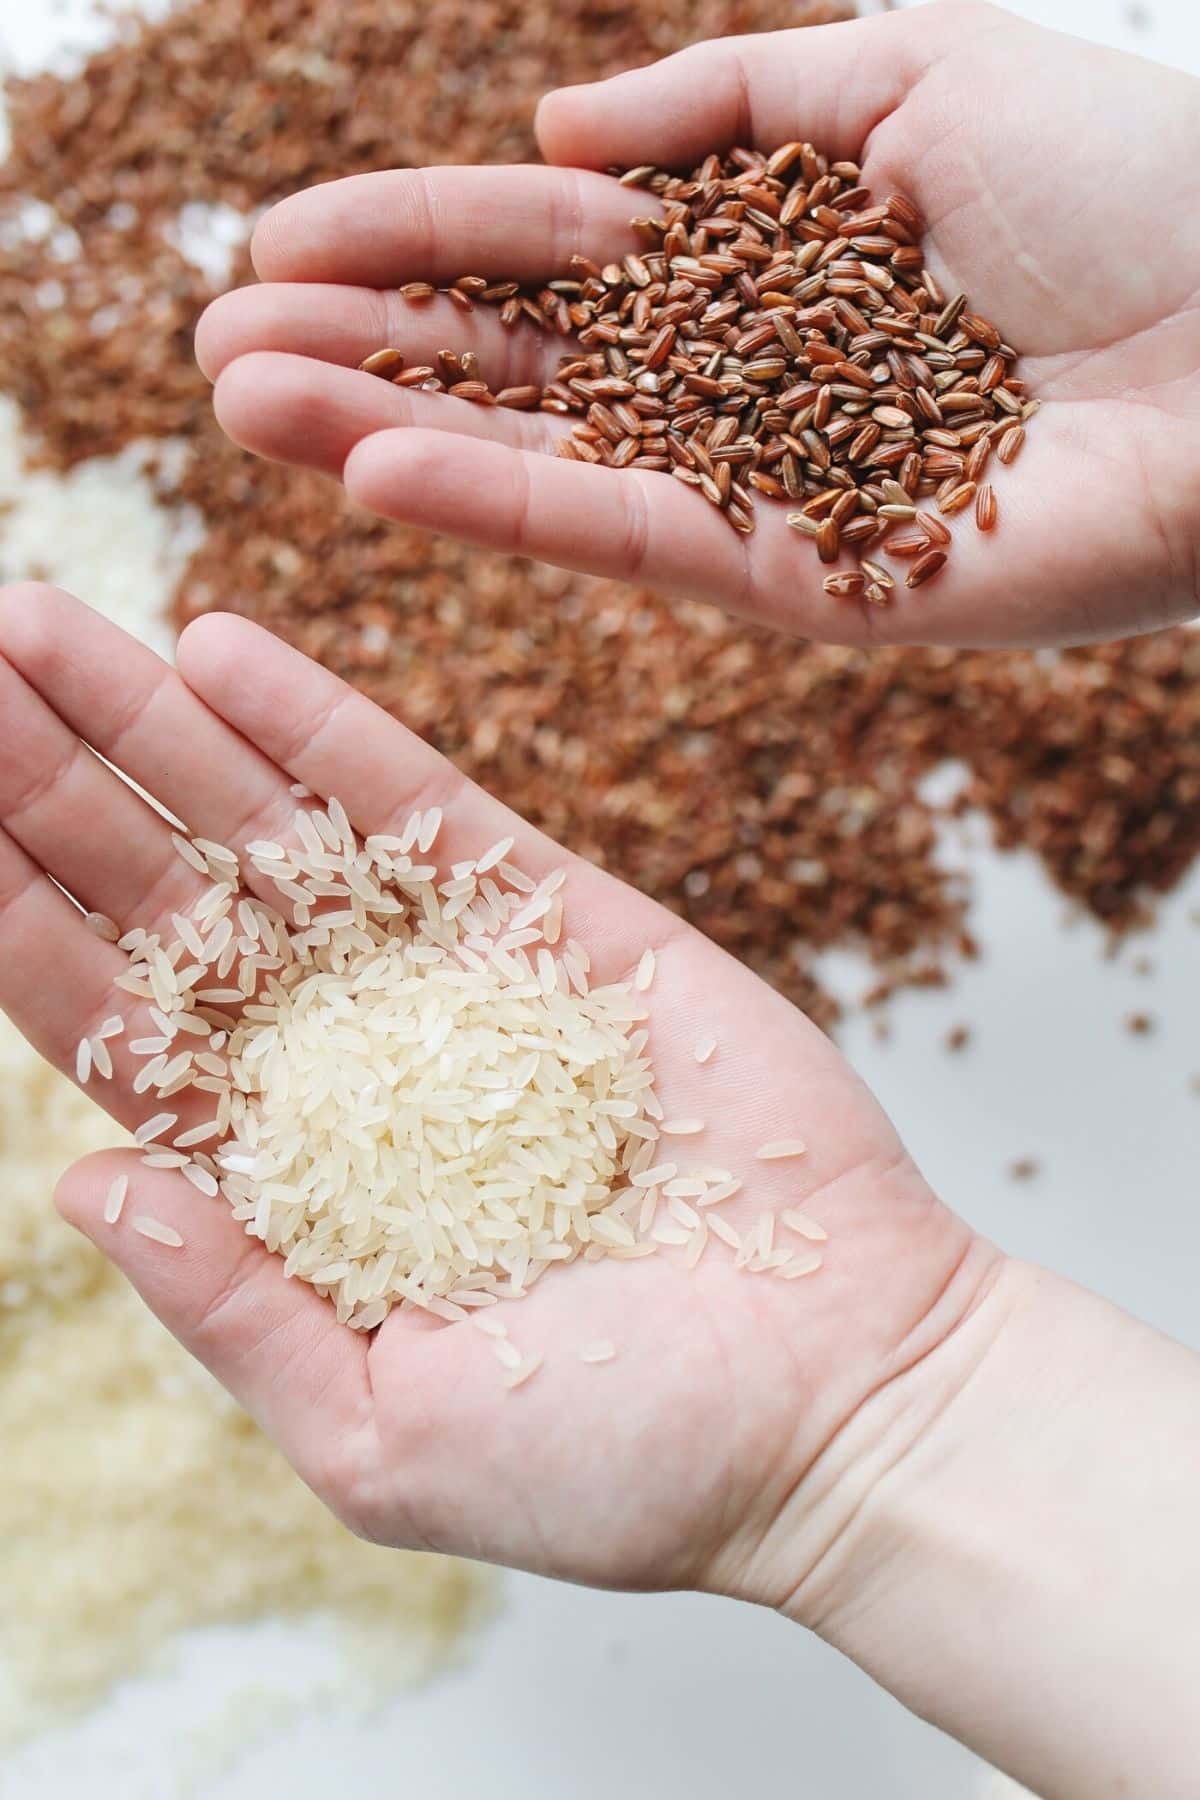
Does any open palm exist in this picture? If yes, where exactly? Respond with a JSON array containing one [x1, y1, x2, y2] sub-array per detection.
[[0, 584, 990, 1599], [195, 0, 1200, 650]]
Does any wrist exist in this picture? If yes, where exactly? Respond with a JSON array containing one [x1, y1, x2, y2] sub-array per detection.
[[769, 1257, 1200, 1798]]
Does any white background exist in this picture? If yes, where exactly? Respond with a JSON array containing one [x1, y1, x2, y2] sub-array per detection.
[[1, 1, 1198, 1796]]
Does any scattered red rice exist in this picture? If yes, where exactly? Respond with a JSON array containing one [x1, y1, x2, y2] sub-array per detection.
[[1, 0, 1196, 1034]]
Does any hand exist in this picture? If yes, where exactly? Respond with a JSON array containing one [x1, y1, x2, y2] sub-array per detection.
[[195, 1, 1200, 650], [0, 580, 988, 1595], [5, 585, 1200, 1796]]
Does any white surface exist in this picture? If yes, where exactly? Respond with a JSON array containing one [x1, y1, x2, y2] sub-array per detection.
[[0, 399, 200, 659], [1, 1, 1198, 1796]]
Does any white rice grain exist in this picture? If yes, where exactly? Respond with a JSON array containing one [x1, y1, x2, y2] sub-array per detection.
[[782, 1208, 828, 1242], [131, 1216, 184, 1249], [103, 1175, 128, 1225], [134, 1112, 178, 1147], [707, 1215, 742, 1251], [471, 1314, 508, 1339], [174, 1121, 221, 1148], [474, 836, 513, 875], [629, 1163, 677, 1189], [780, 1252, 823, 1279], [416, 807, 442, 853], [170, 833, 209, 875], [505, 1355, 543, 1390]]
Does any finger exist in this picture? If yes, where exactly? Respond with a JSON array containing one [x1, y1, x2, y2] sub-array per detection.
[[0, 583, 369, 924], [337, 427, 1030, 652], [251, 164, 655, 288], [196, 281, 566, 387], [0, 583, 401, 987], [0, 583, 316, 948], [176, 611, 677, 978], [57, 1150, 372, 1513], [0, 824, 166, 1134], [341, 427, 804, 624], [0, 641, 203, 932], [535, 12, 937, 172], [0, 583, 288, 852], [213, 351, 563, 478]]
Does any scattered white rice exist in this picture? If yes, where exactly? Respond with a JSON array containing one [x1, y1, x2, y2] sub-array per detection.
[[708, 1215, 741, 1251], [779, 1252, 823, 1278], [651, 1221, 689, 1246], [131, 1217, 184, 1249], [74, 1038, 91, 1084], [685, 1222, 709, 1269], [474, 835, 513, 874], [755, 1138, 807, 1161], [505, 1354, 542, 1390], [782, 1208, 827, 1242], [175, 1121, 221, 1148], [416, 807, 442, 853], [692, 1037, 717, 1064], [578, 1340, 616, 1364], [659, 1119, 704, 1136], [133, 1112, 177, 1147], [697, 1179, 741, 1206], [102, 1175, 128, 1225], [471, 1313, 508, 1339], [634, 948, 655, 991], [630, 1163, 677, 1188], [170, 832, 209, 875]]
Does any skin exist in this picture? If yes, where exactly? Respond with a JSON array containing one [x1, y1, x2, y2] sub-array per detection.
[[3, 589, 1200, 1800], [194, 1, 1200, 649], [4, 7, 1200, 1793]]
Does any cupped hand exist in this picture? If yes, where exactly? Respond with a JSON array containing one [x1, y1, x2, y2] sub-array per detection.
[[196, 1, 1200, 650], [0, 582, 995, 1608]]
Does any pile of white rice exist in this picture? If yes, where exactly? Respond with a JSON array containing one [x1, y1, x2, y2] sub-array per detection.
[[85, 799, 823, 1350]]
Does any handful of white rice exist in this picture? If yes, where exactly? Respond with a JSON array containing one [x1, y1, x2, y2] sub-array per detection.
[[84, 798, 820, 1334]]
